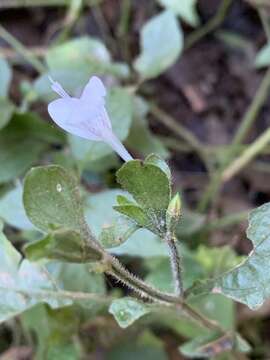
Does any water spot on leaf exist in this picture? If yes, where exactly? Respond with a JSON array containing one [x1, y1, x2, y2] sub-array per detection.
[[56, 183, 62, 192]]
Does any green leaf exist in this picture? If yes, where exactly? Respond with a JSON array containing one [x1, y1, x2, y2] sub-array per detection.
[[176, 210, 205, 237], [0, 98, 14, 130], [46, 343, 81, 360], [46, 36, 129, 78], [0, 112, 64, 184], [117, 159, 171, 212], [99, 216, 139, 248], [158, 0, 200, 27], [23, 165, 85, 233], [0, 230, 71, 322], [0, 183, 34, 230], [188, 203, 270, 310], [24, 229, 101, 262], [212, 203, 270, 309], [0, 58, 12, 98], [116, 158, 171, 234], [84, 189, 167, 257], [134, 10, 183, 79], [49, 262, 105, 297], [145, 154, 171, 180], [109, 298, 150, 328], [195, 245, 243, 277], [69, 87, 132, 163], [113, 204, 149, 228], [255, 42, 270, 68], [22, 304, 81, 360], [107, 331, 167, 360], [180, 332, 250, 358], [46, 36, 110, 70]]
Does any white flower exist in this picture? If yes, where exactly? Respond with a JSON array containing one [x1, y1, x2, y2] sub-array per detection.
[[48, 76, 133, 162]]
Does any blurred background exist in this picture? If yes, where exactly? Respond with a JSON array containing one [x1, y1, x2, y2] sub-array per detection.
[[1, 0, 270, 359]]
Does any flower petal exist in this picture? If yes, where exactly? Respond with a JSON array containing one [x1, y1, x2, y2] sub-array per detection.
[[102, 130, 133, 162], [48, 98, 101, 141], [80, 76, 106, 102]]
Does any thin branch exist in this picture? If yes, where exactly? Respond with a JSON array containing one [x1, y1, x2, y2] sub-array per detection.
[[232, 67, 270, 147], [184, 0, 233, 50], [0, 25, 46, 73], [198, 67, 270, 212], [150, 104, 206, 154], [222, 127, 270, 182]]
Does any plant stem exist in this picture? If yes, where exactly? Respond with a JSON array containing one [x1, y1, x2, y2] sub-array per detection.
[[0, 25, 46, 73], [222, 127, 270, 182], [197, 67, 270, 212], [151, 104, 203, 153], [180, 302, 224, 332], [106, 254, 181, 304], [231, 67, 270, 148], [184, 0, 233, 50], [165, 232, 183, 297], [150, 104, 212, 171], [81, 221, 224, 333]]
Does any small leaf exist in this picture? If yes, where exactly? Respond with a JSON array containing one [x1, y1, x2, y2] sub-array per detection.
[[116, 159, 171, 213], [0, 230, 71, 322], [145, 153, 171, 180], [0, 183, 34, 230], [188, 203, 270, 310], [84, 189, 166, 257], [113, 204, 149, 228], [158, 0, 200, 27], [108, 331, 167, 360], [109, 298, 150, 328], [46, 36, 111, 70], [99, 216, 139, 248], [0, 58, 12, 98], [0, 98, 14, 130], [180, 332, 250, 358], [134, 10, 183, 79], [24, 229, 101, 262], [23, 165, 85, 233], [0, 112, 64, 184], [213, 203, 270, 309]]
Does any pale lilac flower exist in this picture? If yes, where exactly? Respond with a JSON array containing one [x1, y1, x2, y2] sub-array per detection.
[[48, 76, 133, 162]]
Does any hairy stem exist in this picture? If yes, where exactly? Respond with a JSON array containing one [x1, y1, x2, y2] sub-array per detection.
[[165, 232, 183, 297], [80, 221, 223, 333]]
